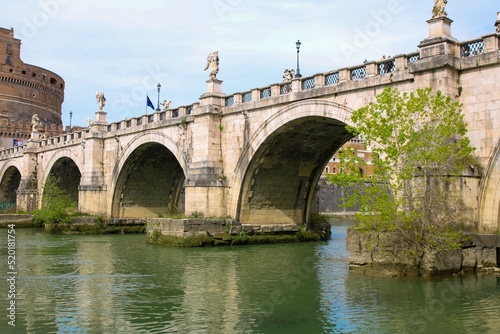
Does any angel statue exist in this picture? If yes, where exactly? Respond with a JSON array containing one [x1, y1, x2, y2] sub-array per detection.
[[204, 51, 219, 80], [95, 91, 106, 111], [282, 68, 295, 82], [31, 113, 43, 132], [162, 99, 172, 111], [432, 0, 448, 19]]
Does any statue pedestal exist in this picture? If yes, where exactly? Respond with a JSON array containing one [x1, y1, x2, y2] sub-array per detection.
[[419, 17, 457, 59], [427, 17, 453, 39], [206, 79, 223, 95], [90, 110, 108, 132], [30, 131, 43, 141], [95, 110, 107, 123]]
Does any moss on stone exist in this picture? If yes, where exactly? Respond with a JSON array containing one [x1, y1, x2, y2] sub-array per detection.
[[147, 228, 327, 247]]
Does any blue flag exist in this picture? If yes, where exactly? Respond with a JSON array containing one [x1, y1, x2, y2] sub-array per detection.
[[147, 95, 155, 110]]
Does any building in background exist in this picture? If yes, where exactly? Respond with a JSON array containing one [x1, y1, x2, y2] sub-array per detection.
[[0, 27, 65, 148], [322, 136, 374, 177]]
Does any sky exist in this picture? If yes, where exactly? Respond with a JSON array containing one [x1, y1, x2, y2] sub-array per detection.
[[2, 0, 499, 127]]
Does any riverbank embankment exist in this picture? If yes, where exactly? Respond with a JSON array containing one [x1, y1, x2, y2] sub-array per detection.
[[347, 228, 500, 277]]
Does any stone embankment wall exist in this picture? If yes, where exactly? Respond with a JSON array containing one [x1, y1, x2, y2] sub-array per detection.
[[146, 218, 299, 238], [347, 228, 500, 277]]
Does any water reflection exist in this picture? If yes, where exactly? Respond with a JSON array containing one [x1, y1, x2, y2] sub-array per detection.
[[0, 226, 499, 333]]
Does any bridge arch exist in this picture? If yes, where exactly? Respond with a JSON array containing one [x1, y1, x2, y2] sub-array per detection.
[[232, 99, 355, 225], [479, 138, 500, 232], [43, 155, 82, 205], [0, 163, 22, 209], [110, 131, 186, 218]]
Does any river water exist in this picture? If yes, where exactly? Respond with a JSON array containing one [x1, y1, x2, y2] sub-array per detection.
[[0, 223, 499, 334]]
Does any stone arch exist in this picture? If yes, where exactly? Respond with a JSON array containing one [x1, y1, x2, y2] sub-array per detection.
[[478, 138, 500, 232], [0, 164, 22, 207], [41, 149, 83, 185], [110, 131, 186, 218], [43, 155, 82, 205], [231, 99, 355, 224]]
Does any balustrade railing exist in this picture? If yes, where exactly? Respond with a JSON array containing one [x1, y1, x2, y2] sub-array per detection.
[[460, 39, 485, 57], [242, 92, 252, 103], [301, 77, 315, 90], [407, 53, 420, 64], [280, 83, 291, 95], [260, 87, 271, 99], [0, 202, 15, 211], [351, 66, 367, 81], [378, 59, 396, 74], [325, 72, 340, 85], [225, 96, 234, 107]]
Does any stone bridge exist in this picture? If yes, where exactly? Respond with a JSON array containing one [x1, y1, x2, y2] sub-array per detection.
[[1, 17, 500, 231]]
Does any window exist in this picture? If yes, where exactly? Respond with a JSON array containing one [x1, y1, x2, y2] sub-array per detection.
[[325, 167, 329, 173], [42, 74, 46, 81], [497, 248, 500, 268], [6, 44, 12, 54], [6, 55, 11, 64]]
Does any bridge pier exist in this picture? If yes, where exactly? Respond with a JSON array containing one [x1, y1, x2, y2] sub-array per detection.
[[183, 79, 229, 218], [78, 113, 109, 215], [15, 135, 40, 212]]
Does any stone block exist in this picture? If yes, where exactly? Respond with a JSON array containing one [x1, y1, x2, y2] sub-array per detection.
[[461, 247, 478, 269], [481, 247, 497, 267], [349, 250, 372, 265], [472, 234, 499, 247]]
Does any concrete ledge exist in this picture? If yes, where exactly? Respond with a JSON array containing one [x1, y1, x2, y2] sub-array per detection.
[[146, 218, 300, 238], [0, 214, 33, 227], [146, 218, 326, 247]]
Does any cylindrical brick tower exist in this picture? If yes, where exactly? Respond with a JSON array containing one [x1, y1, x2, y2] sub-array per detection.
[[0, 27, 65, 148]]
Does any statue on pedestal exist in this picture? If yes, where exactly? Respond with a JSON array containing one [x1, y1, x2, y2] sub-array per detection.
[[31, 114, 43, 132], [432, 0, 448, 19], [95, 91, 106, 111], [204, 51, 219, 80]]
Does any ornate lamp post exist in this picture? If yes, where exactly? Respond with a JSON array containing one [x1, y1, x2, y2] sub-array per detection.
[[156, 83, 161, 111], [295, 40, 302, 78], [69, 111, 73, 132]]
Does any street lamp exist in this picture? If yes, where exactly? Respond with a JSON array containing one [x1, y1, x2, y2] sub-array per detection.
[[156, 83, 161, 111], [295, 40, 302, 78], [69, 111, 73, 132]]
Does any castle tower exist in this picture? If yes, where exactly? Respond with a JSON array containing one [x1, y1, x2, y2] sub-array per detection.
[[0, 27, 65, 148]]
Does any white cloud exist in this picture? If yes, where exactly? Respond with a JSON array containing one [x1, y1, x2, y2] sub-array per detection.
[[1, 0, 498, 126]]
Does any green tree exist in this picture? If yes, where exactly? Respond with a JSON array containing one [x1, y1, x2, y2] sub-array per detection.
[[328, 87, 476, 255], [32, 175, 77, 225]]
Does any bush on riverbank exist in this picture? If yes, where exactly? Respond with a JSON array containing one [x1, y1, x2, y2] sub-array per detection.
[[328, 87, 478, 260], [32, 176, 77, 227]]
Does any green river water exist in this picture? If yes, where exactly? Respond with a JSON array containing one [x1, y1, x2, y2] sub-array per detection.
[[0, 223, 499, 333]]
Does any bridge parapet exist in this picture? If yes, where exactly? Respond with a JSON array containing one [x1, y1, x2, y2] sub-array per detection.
[[0, 145, 25, 159], [105, 103, 199, 133], [222, 52, 421, 113]]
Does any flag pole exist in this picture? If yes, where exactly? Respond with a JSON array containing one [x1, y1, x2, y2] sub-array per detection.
[[146, 95, 148, 116]]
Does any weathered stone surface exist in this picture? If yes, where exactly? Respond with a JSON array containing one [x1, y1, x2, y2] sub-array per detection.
[[348, 231, 499, 277], [481, 247, 497, 267], [472, 234, 500, 247], [461, 247, 478, 269]]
